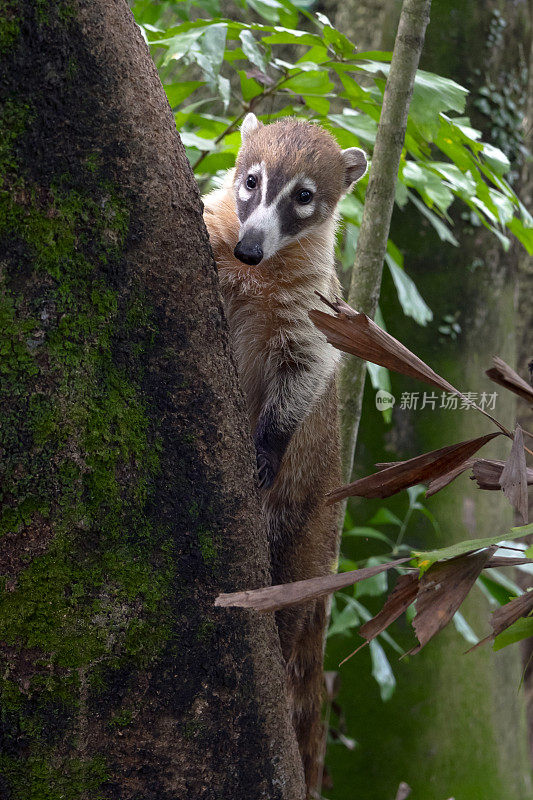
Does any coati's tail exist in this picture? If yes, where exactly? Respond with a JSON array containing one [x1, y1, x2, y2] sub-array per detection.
[[278, 598, 328, 797]]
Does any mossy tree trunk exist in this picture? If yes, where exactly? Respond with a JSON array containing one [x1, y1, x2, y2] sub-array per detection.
[[0, 2, 305, 798], [324, 1, 532, 798]]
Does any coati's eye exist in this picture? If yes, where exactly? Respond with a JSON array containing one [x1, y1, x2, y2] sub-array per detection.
[[246, 175, 257, 189], [296, 189, 313, 204]]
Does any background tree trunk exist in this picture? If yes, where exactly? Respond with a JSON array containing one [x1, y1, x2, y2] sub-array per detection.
[[517, 0, 533, 766], [0, 2, 305, 798], [324, 1, 532, 798], [339, 0, 431, 484]]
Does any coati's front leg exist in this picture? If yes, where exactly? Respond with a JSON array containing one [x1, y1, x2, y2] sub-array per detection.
[[253, 341, 336, 489], [254, 404, 293, 489]]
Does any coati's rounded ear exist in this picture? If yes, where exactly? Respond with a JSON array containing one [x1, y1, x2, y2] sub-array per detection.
[[342, 147, 368, 191], [241, 112, 263, 143]]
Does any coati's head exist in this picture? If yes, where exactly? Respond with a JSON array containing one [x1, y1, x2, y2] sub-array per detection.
[[233, 113, 367, 266]]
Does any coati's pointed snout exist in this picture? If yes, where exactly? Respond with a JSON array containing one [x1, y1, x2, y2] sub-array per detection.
[[234, 240, 263, 265]]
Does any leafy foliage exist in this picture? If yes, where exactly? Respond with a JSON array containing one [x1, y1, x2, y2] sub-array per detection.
[[135, 0, 533, 697], [133, 0, 532, 283]]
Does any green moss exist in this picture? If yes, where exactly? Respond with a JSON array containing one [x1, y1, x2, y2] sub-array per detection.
[[109, 708, 133, 729], [0, 1, 20, 54], [196, 619, 216, 641], [197, 526, 220, 567], [0, 99, 30, 176], [0, 40, 174, 800], [0, 753, 108, 800]]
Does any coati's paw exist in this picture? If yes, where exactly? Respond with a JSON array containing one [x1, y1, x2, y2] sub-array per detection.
[[256, 448, 279, 490]]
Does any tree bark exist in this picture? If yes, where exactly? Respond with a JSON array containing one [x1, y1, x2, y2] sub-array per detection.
[[0, 2, 305, 798], [516, 0, 533, 766], [339, 0, 431, 485]]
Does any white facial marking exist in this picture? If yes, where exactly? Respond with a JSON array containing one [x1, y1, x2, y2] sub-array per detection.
[[238, 172, 318, 260], [295, 202, 315, 218], [238, 183, 251, 202]]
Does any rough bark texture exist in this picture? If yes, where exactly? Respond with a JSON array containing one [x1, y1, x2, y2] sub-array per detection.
[[0, 2, 305, 798], [325, 2, 532, 798], [339, 0, 431, 485], [516, 0, 533, 766]]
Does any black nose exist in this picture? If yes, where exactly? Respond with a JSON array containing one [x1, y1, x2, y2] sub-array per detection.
[[234, 241, 263, 265]]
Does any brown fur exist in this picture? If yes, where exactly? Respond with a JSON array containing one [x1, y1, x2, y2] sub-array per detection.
[[203, 117, 358, 795]]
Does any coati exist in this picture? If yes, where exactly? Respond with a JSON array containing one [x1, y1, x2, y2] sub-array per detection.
[[203, 113, 367, 794]]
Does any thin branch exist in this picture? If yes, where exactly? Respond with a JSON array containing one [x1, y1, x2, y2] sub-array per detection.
[[338, 0, 432, 491]]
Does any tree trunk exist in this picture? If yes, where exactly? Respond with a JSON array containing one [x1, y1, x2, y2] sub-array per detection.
[[517, 0, 533, 766], [0, 2, 305, 798], [339, 0, 431, 484], [324, 1, 532, 798]]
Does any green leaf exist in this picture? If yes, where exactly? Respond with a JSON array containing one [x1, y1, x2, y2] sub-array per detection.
[[217, 75, 231, 111], [239, 29, 268, 73], [481, 142, 511, 175], [160, 28, 206, 66], [508, 217, 533, 255], [513, 522, 533, 537], [303, 95, 330, 115], [493, 616, 533, 651], [480, 569, 522, 602], [164, 82, 205, 108], [426, 161, 476, 197], [238, 70, 264, 102], [196, 23, 227, 86], [402, 161, 454, 212], [407, 191, 459, 246], [385, 245, 433, 325], [328, 110, 378, 148], [369, 639, 396, 701], [409, 71, 468, 138], [339, 196, 364, 226], [355, 557, 390, 598], [478, 574, 515, 607], [368, 507, 402, 527], [343, 527, 395, 546], [366, 362, 392, 416], [354, 64, 467, 139], [180, 131, 216, 151], [282, 69, 334, 94], [194, 151, 235, 174], [352, 50, 393, 62], [413, 530, 520, 573], [263, 28, 323, 47], [328, 596, 360, 638], [322, 24, 355, 58]]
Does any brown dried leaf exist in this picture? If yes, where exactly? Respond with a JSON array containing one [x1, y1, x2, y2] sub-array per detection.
[[214, 558, 409, 612], [486, 556, 533, 568], [499, 426, 528, 524], [310, 305, 458, 395], [486, 356, 533, 403], [471, 457, 533, 490], [491, 589, 533, 638], [359, 573, 419, 642], [426, 460, 475, 497], [409, 547, 496, 655], [326, 433, 501, 504], [311, 297, 510, 434], [467, 589, 533, 653], [245, 68, 274, 86]]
